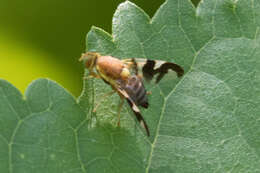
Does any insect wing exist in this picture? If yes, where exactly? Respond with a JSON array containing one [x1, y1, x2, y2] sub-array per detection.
[[116, 86, 150, 136], [124, 58, 184, 84], [122, 75, 149, 109]]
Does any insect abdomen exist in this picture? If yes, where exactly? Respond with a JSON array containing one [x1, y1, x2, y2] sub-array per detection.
[[123, 76, 148, 108]]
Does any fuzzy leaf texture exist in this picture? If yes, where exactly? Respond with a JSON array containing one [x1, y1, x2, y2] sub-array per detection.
[[1, 0, 260, 172]]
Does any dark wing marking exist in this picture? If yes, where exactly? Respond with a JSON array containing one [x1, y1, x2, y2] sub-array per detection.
[[143, 60, 184, 83], [116, 86, 150, 136], [124, 58, 184, 83]]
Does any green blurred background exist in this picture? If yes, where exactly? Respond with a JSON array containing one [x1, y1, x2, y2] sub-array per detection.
[[0, 0, 200, 96]]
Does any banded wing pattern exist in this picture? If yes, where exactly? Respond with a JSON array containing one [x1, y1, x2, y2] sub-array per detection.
[[116, 85, 150, 136], [121, 75, 149, 108], [124, 58, 184, 83], [119, 58, 184, 136]]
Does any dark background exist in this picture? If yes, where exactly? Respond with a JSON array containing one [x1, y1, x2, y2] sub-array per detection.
[[0, 0, 200, 96]]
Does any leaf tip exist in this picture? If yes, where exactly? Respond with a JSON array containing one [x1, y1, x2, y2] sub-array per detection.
[[116, 0, 140, 13]]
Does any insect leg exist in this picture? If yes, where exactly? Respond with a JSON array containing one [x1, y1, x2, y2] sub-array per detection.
[[83, 71, 101, 80], [146, 91, 152, 95], [93, 90, 115, 112], [116, 87, 150, 136], [89, 71, 101, 78], [117, 97, 124, 127]]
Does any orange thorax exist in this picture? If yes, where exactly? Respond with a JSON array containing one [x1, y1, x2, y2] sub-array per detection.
[[96, 56, 125, 80]]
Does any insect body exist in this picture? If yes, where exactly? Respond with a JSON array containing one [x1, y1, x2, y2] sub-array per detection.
[[80, 52, 184, 136]]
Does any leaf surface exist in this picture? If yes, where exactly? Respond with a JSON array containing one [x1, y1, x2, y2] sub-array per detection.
[[1, 0, 260, 172], [82, 0, 260, 172], [0, 79, 86, 173]]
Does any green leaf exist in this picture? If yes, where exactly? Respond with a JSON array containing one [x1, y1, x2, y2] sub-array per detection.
[[1, 0, 260, 173], [81, 0, 260, 172], [0, 79, 87, 173]]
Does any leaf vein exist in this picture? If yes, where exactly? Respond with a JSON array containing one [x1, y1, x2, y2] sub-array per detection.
[[1, 88, 21, 120], [8, 120, 22, 173], [75, 130, 87, 173], [177, 0, 196, 53]]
